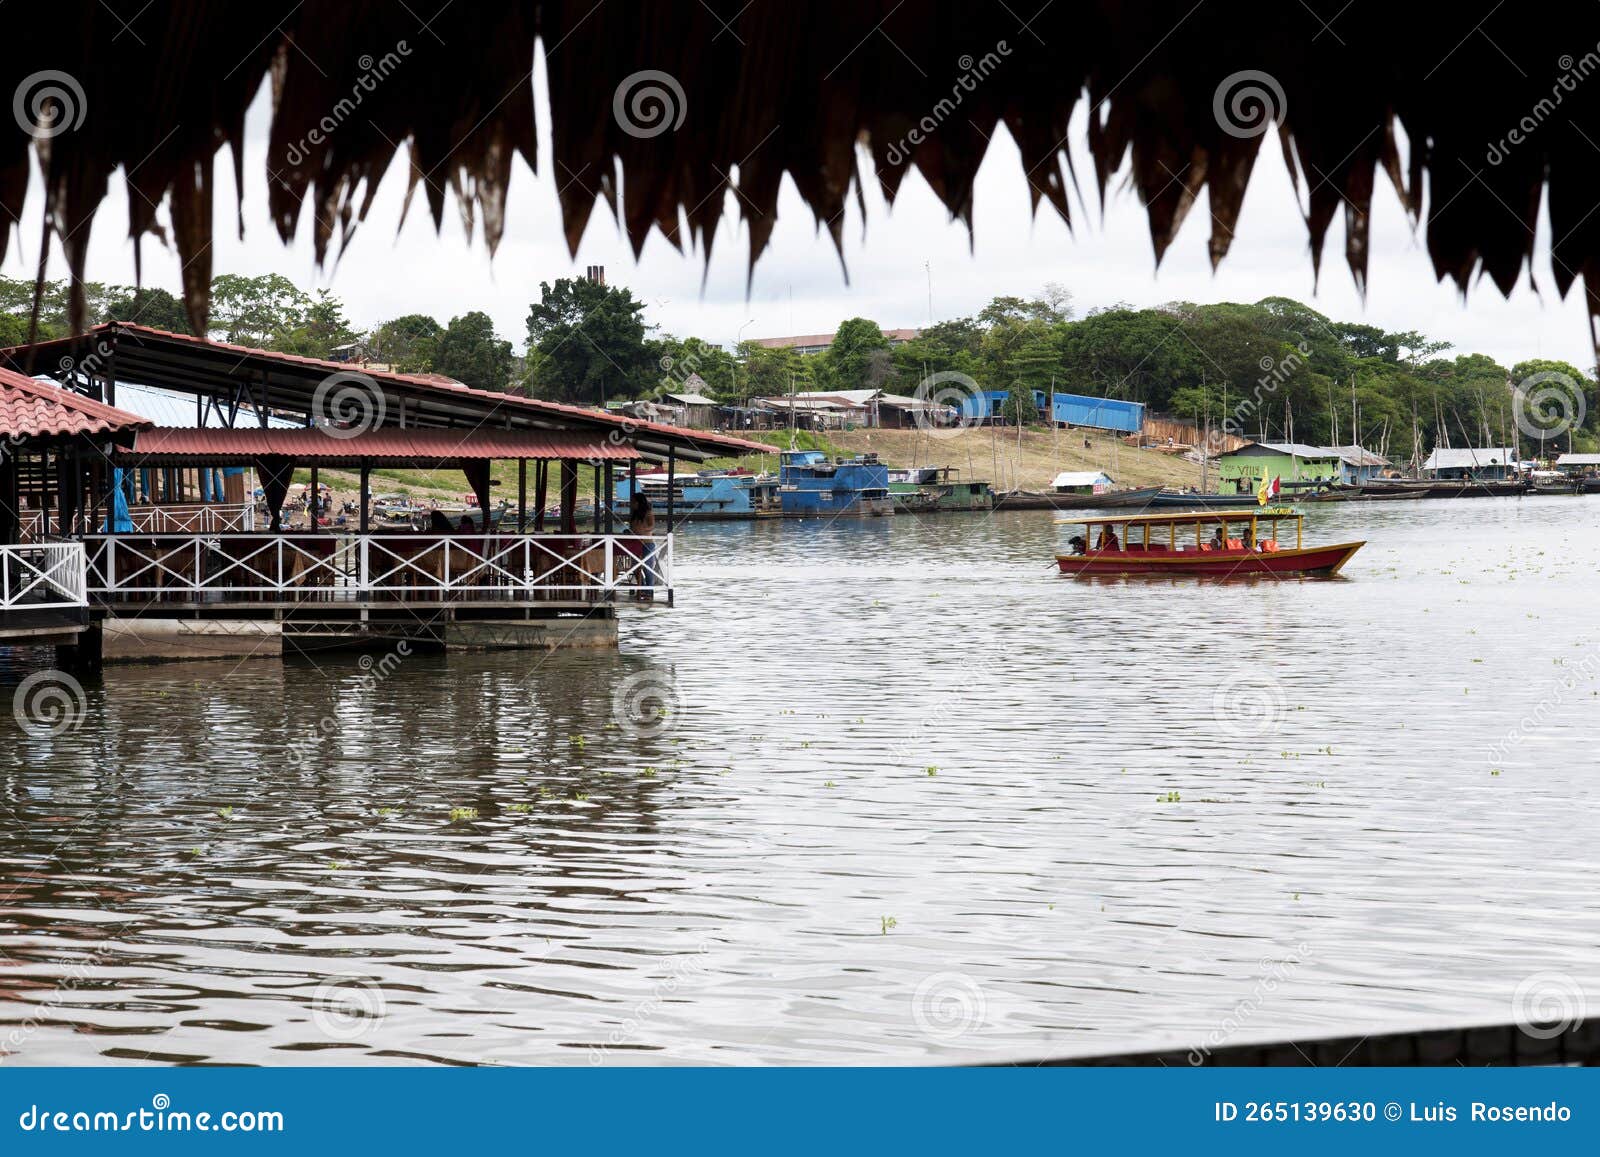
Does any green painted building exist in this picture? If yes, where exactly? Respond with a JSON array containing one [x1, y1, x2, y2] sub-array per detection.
[[1216, 442, 1343, 494]]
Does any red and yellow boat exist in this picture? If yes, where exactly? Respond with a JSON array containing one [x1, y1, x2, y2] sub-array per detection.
[[1055, 508, 1364, 577]]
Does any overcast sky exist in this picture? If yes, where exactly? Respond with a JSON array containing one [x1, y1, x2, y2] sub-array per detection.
[[5, 52, 1593, 371]]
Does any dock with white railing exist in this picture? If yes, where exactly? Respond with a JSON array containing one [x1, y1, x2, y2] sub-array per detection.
[[0, 541, 93, 647]]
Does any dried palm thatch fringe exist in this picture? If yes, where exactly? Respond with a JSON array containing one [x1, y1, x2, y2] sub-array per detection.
[[4, 2, 1599, 353]]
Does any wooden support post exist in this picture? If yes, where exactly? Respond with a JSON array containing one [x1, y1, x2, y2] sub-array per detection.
[[592, 463, 602, 533], [603, 463, 614, 533], [533, 460, 548, 533], [309, 464, 319, 531], [359, 461, 371, 532], [665, 448, 677, 530], [0, 448, 17, 545], [517, 458, 526, 534], [559, 460, 578, 534]]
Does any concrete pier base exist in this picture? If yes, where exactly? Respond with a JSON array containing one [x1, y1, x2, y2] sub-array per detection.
[[100, 610, 618, 663]]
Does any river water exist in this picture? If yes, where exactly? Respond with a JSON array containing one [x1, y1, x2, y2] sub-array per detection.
[[3, 499, 1598, 1065]]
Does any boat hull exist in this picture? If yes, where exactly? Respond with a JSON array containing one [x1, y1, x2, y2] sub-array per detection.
[[1147, 491, 1275, 508], [1056, 541, 1365, 577]]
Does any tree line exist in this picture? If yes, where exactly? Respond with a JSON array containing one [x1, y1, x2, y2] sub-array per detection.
[[4, 273, 1594, 460]]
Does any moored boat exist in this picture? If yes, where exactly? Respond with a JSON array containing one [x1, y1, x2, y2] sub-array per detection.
[[994, 484, 1162, 511], [1147, 489, 1277, 509], [1055, 508, 1364, 577]]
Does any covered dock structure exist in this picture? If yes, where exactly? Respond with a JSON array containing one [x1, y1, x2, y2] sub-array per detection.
[[0, 323, 767, 661]]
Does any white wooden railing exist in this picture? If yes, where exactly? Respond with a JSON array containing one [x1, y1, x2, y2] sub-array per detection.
[[0, 542, 89, 610], [21, 502, 255, 539], [80, 533, 673, 603]]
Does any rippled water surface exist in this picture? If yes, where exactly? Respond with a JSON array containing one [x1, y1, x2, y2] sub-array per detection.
[[3, 500, 1599, 1065]]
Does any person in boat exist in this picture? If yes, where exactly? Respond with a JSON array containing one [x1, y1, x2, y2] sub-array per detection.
[[1210, 526, 1226, 550], [1067, 534, 1087, 555], [629, 493, 658, 600], [428, 509, 454, 534], [1096, 526, 1120, 551]]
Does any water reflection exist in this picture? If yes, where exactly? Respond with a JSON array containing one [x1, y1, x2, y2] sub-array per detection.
[[3, 498, 1598, 1064]]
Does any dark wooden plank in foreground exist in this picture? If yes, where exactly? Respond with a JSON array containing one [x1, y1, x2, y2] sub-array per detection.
[[999, 1021, 1600, 1067]]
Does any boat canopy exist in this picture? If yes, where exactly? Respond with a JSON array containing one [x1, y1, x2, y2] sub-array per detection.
[[1056, 508, 1301, 527]]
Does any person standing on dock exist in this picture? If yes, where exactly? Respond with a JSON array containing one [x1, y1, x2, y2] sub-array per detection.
[[629, 493, 658, 601]]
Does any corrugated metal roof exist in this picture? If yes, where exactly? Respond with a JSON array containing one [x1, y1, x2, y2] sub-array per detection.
[[1556, 452, 1600, 466], [0, 323, 772, 459], [1424, 447, 1516, 469], [117, 426, 640, 463], [0, 367, 151, 438], [1326, 444, 1390, 466], [663, 393, 718, 405], [1052, 471, 1115, 487], [1257, 441, 1340, 458]]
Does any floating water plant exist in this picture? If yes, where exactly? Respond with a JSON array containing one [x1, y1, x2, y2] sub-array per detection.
[[1157, 790, 1181, 803], [824, 780, 836, 788], [881, 916, 897, 935], [641, 766, 657, 777], [508, 803, 532, 813], [569, 734, 587, 748], [376, 807, 398, 818], [925, 766, 938, 776], [449, 806, 479, 822], [216, 806, 233, 820]]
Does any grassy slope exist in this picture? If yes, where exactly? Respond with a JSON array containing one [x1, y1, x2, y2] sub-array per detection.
[[296, 425, 1199, 503]]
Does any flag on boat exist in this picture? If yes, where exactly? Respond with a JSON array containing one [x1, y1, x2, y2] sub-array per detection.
[[1256, 472, 1280, 506]]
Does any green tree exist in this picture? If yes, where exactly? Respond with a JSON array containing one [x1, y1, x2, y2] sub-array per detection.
[[208, 273, 312, 347], [100, 285, 191, 332], [524, 277, 654, 404], [653, 335, 738, 400], [372, 313, 444, 372], [277, 289, 357, 359], [736, 341, 815, 402], [819, 317, 890, 391], [433, 311, 513, 392]]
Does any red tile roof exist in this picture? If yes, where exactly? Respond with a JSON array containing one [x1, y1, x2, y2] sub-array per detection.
[[118, 427, 641, 463], [0, 367, 152, 439]]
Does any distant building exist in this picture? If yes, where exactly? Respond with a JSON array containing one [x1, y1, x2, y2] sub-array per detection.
[[1216, 442, 1344, 493], [1326, 445, 1391, 485], [660, 391, 719, 429], [1555, 452, 1600, 475], [1052, 471, 1116, 495], [955, 389, 1144, 434], [749, 328, 920, 356], [1422, 446, 1517, 480]]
